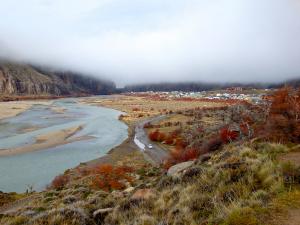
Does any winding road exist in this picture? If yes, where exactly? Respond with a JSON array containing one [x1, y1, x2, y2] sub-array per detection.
[[134, 115, 169, 165]]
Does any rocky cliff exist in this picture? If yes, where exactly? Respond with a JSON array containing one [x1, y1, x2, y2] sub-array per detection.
[[0, 62, 116, 96]]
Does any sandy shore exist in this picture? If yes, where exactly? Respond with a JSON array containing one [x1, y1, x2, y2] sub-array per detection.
[[0, 101, 52, 120], [78, 123, 148, 169], [0, 125, 93, 157], [50, 106, 66, 114]]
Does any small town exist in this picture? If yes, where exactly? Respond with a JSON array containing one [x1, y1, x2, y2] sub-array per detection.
[[127, 88, 268, 104]]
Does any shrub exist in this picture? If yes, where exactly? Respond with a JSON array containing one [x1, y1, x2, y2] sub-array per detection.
[[51, 174, 69, 189], [148, 130, 167, 142], [175, 138, 188, 149], [157, 132, 166, 142], [163, 147, 199, 169], [262, 87, 300, 143], [164, 134, 223, 169], [148, 130, 160, 142], [180, 148, 199, 162], [165, 135, 175, 145], [91, 164, 134, 191], [220, 127, 239, 143]]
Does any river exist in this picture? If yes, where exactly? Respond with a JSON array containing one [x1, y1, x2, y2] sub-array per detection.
[[0, 98, 128, 193]]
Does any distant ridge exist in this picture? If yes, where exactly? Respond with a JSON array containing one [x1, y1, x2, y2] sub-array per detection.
[[0, 61, 116, 97], [122, 79, 300, 92]]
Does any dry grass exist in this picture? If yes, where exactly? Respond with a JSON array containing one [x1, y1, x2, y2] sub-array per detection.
[[1, 142, 300, 225], [104, 143, 293, 225], [80, 95, 226, 124], [1, 93, 299, 225]]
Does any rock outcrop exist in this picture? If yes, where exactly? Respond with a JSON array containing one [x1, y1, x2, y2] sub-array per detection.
[[167, 160, 195, 178], [0, 61, 116, 96]]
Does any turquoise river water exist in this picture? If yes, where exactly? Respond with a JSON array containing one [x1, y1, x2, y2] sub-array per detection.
[[0, 98, 128, 193]]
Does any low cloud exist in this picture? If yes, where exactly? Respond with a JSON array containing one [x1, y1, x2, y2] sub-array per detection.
[[0, 0, 300, 86]]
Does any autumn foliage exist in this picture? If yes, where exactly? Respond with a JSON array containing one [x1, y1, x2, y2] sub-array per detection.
[[91, 164, 134, 191], [220, 126, 239, 143], [148, 130, 160, 142], [51, 174, 70, 189], [148, 130, 166, 142], [164, 147, 200, 169], [263, 87, 300, 143], [165, 135, 175, 145]]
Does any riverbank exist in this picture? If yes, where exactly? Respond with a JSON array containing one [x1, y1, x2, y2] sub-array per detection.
[[0, 93, 96, 120], [0, 100, 52, 120], [76, 96, 163, 169], [0, 94, 90, 102], [80, 123, 148, 169], [76, 94, 226, 168]]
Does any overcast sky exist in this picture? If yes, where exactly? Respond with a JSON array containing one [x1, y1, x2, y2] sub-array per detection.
[[0, 0, 300, 86]]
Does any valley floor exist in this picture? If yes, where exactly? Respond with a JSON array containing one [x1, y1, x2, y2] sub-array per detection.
[[1, 93, 300, 225]]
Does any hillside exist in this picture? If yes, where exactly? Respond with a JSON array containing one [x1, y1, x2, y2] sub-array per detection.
[[123, 79, 300, 93], [0, 62, 116, 97]]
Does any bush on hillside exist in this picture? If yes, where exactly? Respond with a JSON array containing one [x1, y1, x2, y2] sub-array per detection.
[[263, 87, 300, 143], [91, 164, 134, 191], [51, 174, 70, 189]]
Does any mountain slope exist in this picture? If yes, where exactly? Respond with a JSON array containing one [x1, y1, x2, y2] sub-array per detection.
[[123, 79, 300, 93], [0, 62, 115, 96]]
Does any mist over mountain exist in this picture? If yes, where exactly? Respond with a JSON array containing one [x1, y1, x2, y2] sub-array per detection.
[[0, 61, 116, 96], [1, 0, 300, 86]]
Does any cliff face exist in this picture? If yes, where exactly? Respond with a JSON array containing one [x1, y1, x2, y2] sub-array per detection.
[[0, 62, 115, 96]]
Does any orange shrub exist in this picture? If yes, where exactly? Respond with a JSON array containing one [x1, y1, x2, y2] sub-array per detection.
[[91, 164, 134, 191], [51, 174, 69, 189], [175, 138, 188, 149], [148, 130, 168, 142], [149, 130, 160, 141], [165, 135, 175, 145], [220, 127, 239, 143], [157, 132, 166, 142], [171, 147, 199, 162], [164, 147, 200, 169], [262, 87, 300, 143], [164, 134, 223, 169]]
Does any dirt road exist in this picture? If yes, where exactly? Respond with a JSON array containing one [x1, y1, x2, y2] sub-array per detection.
[[134, 116, 169, 165]]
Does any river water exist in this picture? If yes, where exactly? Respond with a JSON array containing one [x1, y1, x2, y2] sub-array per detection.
[[0, 98, 128, 193]]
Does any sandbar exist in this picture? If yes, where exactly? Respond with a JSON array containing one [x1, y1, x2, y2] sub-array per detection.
[[0, 125, 93, 156]]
